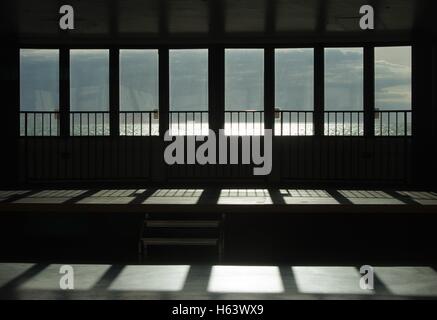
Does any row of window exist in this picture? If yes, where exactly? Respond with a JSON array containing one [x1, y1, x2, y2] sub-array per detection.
[[19, 47, 412, 136]]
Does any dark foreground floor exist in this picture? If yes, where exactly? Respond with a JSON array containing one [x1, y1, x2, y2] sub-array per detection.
[[1, 188, 437, 265], [1, 263, 437, 300]]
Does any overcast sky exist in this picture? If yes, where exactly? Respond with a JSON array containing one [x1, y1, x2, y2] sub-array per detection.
[[20, 47, 411, 112]]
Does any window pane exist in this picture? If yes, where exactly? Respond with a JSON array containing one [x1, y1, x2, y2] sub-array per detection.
[[275, 48, 313, 110], [324, 48, 363, 136], [20, 49, 59, 111], [119, 49, 159, 136], [225, 49, 264, 111], [375, 46, 412, 136], [169, 49, 208, 135], [70, 49, 109, 111], [170, 49, 208, 111], [275, 49, 314, 136], [20, 49, 59, 136], [325, 48, 363, 111], [120, 49, 158, 111], [375, 46, 411, 110], [225, 49, 264, 135]]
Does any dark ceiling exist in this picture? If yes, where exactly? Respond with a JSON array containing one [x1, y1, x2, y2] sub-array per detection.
[[2, 0, 436, 45]]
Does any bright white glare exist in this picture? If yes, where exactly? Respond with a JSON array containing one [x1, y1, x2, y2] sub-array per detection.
[[208, 266, 284, 293], [218, 189, 272, 205]]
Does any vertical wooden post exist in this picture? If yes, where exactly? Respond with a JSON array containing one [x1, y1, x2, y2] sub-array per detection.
[[159, 47, 169, 137], [314, 46, 324, 137], [109, 48, 119, 137], [154, 47, 170, 183], [264, 46, 278, 183], [364, 46, 375, 137], [59, 48, 70, 137], [411, 44, 434, 187], [1, 47, 20, 185], [209, 46, 225, 132], [264, 46, 275, 132]]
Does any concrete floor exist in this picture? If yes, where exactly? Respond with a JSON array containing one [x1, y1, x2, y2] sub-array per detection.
[[1, 263, 437, 300]]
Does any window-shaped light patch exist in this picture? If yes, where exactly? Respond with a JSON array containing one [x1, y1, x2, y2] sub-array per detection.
[[374, 267, 437, 297], [208, 266, 284, 293], [217, 189, 272, 205], [0, 263, 40, 288], [77, 189, 146, 205], [143, 189, 204, 205], [109, 265, 191, 291], [13, 189, 89, 204], [292, 266, 373, 295], [337, 190, 403, 205], [281, 189, 339, 205], [17, 264, 111, 291]]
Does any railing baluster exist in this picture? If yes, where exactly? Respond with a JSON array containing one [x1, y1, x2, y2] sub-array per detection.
[[175, 113, 178, 136], [379, 111, 382, 136], [32, 113, 36, 136], [71, 113, 74, 136], [79, 113, 82, 136], [297, 111, 300, 136], [24, 113, 28, 137], [238, 112, 240, 136], [149, 112, 152, 136], [131, 112, 134, 136], [244, 112, 249, 136], [192, 112, 195, 136], [388, 111, 391, 136], [93, 112, 96, 136], [40, 113, 44, 136], [124, 112, 127, 136], [404, 111, 408, 136], [341, 112, 344, 136], [49, 113, 52, 136], [129, 112, 132, 136]]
